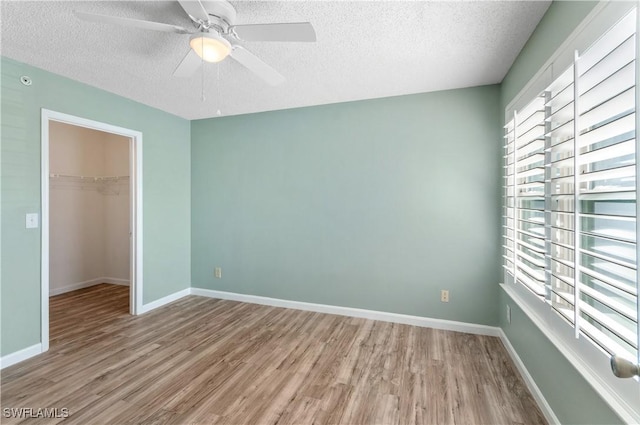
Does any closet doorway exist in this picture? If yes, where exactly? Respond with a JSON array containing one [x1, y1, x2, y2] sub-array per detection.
[[41, 110, 143, 352]]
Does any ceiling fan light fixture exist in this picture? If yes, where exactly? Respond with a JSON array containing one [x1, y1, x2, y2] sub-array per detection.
[[189, 33, 231, 63]]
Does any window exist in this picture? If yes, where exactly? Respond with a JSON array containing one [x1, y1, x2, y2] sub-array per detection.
[[503, 5, 639, 406]]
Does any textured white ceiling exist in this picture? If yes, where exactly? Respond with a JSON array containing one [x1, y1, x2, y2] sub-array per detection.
[[1, 1, 550, 120]]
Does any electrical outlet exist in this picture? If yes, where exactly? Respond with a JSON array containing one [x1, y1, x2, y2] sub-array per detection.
[[440, 290, 449, 303], [214, 267, 222, 279], [506, 304, 511, 324]]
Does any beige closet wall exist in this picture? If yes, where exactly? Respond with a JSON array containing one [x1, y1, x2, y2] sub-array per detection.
[[49, 122, 130, 295]]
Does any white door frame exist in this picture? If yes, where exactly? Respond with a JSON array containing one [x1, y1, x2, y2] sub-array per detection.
[[41, 109, 143, 352]]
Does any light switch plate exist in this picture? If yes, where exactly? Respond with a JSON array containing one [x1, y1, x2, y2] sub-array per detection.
[[26, 213, 39, 229]]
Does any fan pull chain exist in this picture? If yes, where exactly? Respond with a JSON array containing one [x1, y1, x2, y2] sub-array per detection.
[[216, 63, 222, 116], [200, 37, 206, 102]]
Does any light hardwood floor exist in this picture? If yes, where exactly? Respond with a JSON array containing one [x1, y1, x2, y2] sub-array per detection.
[[1, 284, 547, 424]]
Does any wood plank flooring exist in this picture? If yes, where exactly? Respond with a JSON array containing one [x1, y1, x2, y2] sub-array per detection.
[[1, 284, 547, 424]]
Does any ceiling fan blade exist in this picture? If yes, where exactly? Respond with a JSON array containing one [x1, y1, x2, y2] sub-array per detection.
[[230, 45, 285, 86], [230, 22, 316, 42], [74, 11, 190, 34], [173, 49, 203, 78], [178, 0, 210, 24]]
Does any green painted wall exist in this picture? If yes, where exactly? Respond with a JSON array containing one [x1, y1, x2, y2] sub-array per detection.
[[191, 85, 501, 326], [1, 58, 191, 356], [499, 1, 623, 424]]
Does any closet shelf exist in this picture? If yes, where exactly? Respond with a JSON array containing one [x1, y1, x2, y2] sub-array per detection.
[[50, 174, 129, 182], [50, 174, 128, 196]]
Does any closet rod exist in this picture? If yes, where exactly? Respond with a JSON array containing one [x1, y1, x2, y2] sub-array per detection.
[[49, 173, 129, 181]]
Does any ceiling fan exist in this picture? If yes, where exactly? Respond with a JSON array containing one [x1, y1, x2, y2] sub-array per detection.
[[75, 0, 316, 86]]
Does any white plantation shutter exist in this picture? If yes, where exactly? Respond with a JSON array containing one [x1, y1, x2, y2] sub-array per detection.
[[515, 97, 547, 296], [503, 8, 639, 365], [503, 120, 515, 276], [545, 65, 577, 324], [576, 10, 638, 359]]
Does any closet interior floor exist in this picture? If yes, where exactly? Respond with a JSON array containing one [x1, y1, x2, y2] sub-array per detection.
[[50, 283, 130, 345]]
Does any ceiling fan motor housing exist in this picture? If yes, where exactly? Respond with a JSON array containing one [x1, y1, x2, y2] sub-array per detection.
[[200, 0, 237, 28]]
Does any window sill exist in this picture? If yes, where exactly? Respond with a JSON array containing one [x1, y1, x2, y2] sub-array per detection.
[[500, 282, 639, 424]]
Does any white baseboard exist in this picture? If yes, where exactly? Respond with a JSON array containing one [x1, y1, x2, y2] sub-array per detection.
[[190, 288, 501, 337], [138, 288, 191, 314], [102, 277, 130, 286], [0, 343, 43, 370], [49, 277, 130, 296], [499, 329, 559, 425]]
